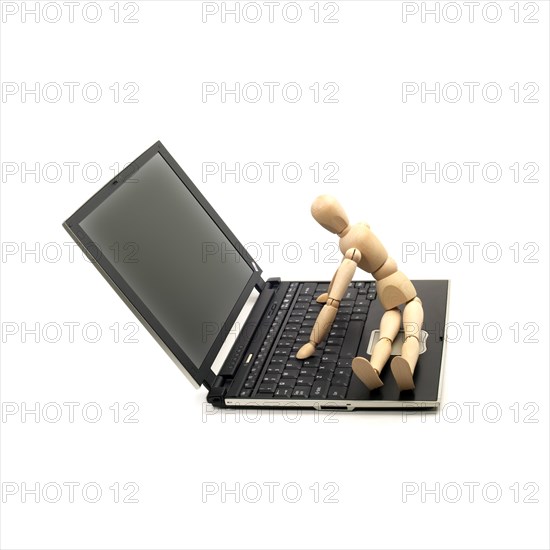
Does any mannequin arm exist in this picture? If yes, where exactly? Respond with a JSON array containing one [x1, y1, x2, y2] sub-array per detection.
[[296, 248, 361, 359], [315, 260, 339, 304]]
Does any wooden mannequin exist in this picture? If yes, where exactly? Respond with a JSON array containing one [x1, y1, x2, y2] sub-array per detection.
[[296, 195, 424, 391]]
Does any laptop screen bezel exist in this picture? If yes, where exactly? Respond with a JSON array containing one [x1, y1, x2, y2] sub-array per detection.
[[63, 141, 263, 388]]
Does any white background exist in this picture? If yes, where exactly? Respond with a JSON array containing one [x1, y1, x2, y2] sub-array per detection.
[[1, 1, 549, 549]]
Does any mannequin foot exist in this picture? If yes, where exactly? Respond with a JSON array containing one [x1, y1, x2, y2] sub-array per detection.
[[352, 357, 384, 390], [297, 342, 316, 359], [391, 356, 415, 391]]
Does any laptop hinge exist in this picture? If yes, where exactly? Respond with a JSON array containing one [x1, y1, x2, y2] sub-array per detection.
[[207, 375, 228, 407], [203, 370, 216, 391], [255, 278, 266, 292]]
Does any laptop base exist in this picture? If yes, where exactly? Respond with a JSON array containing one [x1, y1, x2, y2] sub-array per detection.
[[210, 279, 449, 410]]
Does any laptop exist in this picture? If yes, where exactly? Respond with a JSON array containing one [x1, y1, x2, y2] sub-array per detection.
[[63, 141, 449, 410]]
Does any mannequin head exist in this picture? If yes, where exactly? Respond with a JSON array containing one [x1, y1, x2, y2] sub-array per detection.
[[311, 195, 350, 236]]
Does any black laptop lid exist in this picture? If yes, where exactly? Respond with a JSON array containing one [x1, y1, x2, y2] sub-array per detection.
[[64, 141, 263, 388]]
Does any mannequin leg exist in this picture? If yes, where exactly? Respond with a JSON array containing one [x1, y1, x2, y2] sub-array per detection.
[[352, 307, 401, 390], [391, 297, 423, 391]]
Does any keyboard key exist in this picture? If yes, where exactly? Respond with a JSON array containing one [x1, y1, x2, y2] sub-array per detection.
[[335, 368, 352, 377], [316, 371, 334, 381], [300, 283, 317, 296], [317, 362, 336, 374], [311, 380, 330, 399], [351, 314, 366, 322], [335, 313, 351, 322], [263, 375, 280, 384], [278, 378, 296, 388], [343, 288, 358, 301], [321, 354, 338, 363], [292, 386, 310, 398], [328, 386, 347, 399], [282, 370, 300, 379], [339, 321, 364, 358], [267, 364, 284, 374], [303, 357, 320, 368], [274, 387, 293, 398], [299, 368, 317, 378], [327, 337, 343, 346], [297, 376, 314, 386], [366, 292, 376, 300], [244, 380, 255, 389], [353, 307, 368, 314], [239, 390, 252, 397], [258, 382, 277, 393], [331, 375, 350, 387]]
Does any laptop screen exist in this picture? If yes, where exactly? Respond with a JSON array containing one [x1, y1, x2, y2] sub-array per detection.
[[78, 151, 254, 370]]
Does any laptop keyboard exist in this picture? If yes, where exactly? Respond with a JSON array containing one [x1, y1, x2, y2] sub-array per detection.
[[238, 281, 377, 400]]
